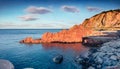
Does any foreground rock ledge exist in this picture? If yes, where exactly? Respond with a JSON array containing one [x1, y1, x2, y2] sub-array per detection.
[[20, 9, 120, 44]]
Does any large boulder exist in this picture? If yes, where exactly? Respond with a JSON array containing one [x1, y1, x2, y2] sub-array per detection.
[[0, 59, 14, 69], [53, 55, 63, 64]]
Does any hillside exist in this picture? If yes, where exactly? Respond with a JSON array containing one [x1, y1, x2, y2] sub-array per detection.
[[82, 9, 120, 30]]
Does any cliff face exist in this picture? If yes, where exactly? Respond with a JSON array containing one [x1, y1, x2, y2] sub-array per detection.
[[20, 9, 120, 44], [41, 25, 92, 43], [82, 10, 120, 30]]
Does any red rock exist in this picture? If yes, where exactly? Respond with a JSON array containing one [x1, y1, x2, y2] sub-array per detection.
[[20, 9, 120, 44], [20, 37, 42, 44], [40, 25, 93, 43], [82, 9, 120, 30]]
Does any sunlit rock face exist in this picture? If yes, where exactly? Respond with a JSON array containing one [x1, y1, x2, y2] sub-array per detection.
[[0, 59, 14, 69], [41, 25, 92, 43], [20, 9, 120, 44], [41, 9, 120, 43], [82, 9, 120, 30], [20, 37, 42, 44]]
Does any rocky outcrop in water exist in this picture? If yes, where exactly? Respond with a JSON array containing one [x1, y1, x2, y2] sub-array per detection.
[[53, 55, 63, 64], [20, 25, 93, 43], [20, 9, 120, 44], [41, 25, 92, 43], [20, 37, 42, 44]]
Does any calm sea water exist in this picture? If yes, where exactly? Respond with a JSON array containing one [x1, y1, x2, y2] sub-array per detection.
[[0, 29, 90, 69]]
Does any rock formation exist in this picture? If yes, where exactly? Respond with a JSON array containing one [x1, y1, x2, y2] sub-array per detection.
[[20, 37, 42, 44], [41, 25, 93, 43], [53, 55, 63, 64], [82, 9, 120, 30], [20, 9, 120, 44], [74, 39, 120, 69]]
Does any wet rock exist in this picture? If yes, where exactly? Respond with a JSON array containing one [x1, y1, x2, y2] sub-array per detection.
[[74, 56, 83, 64], [110, 55, 117, 60], [88, 66, 95, 69], [96, 64, 102, 69], [95, 57, 103, 64], [23, 68, 34, 69], [0, 59, 14, 69], [106, 65, 120, 69], [53, 55, 63, 64], [90, 39, 120, 68], [75, 55, 91, 68]]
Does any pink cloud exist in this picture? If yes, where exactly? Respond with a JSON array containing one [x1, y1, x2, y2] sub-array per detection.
[[87, 6, 102, 12], [61, 5, 80, 13], [25, 6, 52, 14], [18, 14, 38, 21]]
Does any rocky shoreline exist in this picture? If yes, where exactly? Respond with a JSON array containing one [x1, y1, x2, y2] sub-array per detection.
[[75, 38, 120, 69], [92, 39, 120, 69]]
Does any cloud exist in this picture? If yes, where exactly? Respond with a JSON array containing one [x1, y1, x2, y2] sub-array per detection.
[[0, 21, 72, 29], [18, 14, 38, 21], [61, 5, 80, 13], [25, 6, 52, 14], [0, 22, 31, 29], [87, 6, 102, 12]]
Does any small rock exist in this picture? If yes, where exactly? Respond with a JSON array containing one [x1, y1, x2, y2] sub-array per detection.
[[88, 66, 95, 69], [96, 64, 102, 68], [75, 57, 83, 64], [110, 55, 117, 60], [0, 59, 14, 69], [96, 57, 103, 64], [106, 66, 119, 69], [23, 68, 34, 69], [53, 55, 63, 64], [116, 53, 120, 59]]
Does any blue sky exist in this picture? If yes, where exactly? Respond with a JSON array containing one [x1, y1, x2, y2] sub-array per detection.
[[0, 0, 120, 29]]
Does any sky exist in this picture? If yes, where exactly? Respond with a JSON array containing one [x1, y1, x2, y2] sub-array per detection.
[[0, 0, 120, 29]]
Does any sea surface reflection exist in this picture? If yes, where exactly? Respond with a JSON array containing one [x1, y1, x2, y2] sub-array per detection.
[[42, 43, 90, 55]]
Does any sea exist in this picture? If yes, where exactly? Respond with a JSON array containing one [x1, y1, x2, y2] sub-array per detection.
[[0, 29, 93, 69]]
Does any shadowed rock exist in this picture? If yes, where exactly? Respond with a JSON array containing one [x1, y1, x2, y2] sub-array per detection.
[[53, 55, 63, 64]]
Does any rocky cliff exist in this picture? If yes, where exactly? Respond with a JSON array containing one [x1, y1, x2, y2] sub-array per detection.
[[41, 25, 92, 43], [20, 9, 120, 44], [82, 9, 120, 30]]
